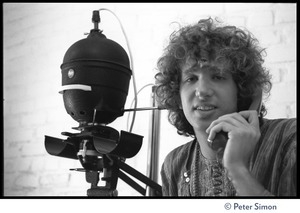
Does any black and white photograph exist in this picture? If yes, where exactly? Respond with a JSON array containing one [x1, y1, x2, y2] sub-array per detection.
[[3, 2, 297, 211]]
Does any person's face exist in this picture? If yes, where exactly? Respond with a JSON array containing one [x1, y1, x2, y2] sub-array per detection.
[[179, 58, 238, 133]]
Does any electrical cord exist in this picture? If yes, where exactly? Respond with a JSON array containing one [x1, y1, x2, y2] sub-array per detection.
[[126, 83, 155, 131], [98, 8, 138, 132]]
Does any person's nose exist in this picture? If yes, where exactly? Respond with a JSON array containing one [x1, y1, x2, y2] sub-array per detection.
[[195, 77, 214, 99]]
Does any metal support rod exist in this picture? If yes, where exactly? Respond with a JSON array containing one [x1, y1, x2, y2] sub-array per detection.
[[146, 86, 161, 196], [117, 160, 162, 195], [123, 106, 164, 112], [118, 170, 146, 195]]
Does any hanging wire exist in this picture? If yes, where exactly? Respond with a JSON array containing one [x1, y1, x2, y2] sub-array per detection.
[[126, 83, 155, 131], [98, 8, 138, 132]]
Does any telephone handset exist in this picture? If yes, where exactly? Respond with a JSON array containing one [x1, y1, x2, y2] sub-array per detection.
[[208, 90, 263, 151]]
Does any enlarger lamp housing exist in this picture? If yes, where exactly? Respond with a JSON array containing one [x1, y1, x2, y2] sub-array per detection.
[[60, 29, 131, 125]]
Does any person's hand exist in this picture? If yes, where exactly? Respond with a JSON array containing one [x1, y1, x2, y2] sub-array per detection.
[[206, 110, 261, 171]]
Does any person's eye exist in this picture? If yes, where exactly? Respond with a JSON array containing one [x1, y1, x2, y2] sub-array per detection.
[[185, 76, 197, 82], [213, 74, 226, 80]]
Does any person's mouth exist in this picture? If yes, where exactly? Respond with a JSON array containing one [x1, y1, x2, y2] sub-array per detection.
[[194, 104, 216, 111]]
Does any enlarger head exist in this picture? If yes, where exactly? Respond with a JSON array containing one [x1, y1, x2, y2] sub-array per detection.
[[60, 11, 131, 125], [46, 10, 143, 162]]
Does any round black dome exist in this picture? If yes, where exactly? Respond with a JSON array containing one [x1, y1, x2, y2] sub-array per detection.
[[61, 30, 132, 125]]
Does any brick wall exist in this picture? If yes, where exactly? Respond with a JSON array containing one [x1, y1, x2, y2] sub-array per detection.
[[3, 3, 296, 196]]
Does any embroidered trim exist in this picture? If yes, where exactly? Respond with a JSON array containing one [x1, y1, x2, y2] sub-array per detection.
[[194, 141, 236, 196]]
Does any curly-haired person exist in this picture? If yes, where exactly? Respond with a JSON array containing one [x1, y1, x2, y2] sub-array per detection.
[[155, 18, 296, 196]]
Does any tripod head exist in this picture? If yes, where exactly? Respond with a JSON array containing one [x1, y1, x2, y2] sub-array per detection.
[[44, 122, 162, 196], [45, 124, 143, 168]]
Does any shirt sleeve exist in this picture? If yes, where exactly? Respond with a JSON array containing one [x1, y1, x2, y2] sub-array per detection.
[[268, 118, 297, 196], [161, 162, 171, 196], [160, 156, 179, 196], [277, 133, 297, 196]]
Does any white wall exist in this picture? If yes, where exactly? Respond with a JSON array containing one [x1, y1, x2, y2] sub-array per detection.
[[3, 3, 296, 196]]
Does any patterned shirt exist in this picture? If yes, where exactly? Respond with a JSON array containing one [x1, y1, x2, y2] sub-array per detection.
[[160, 118, 297, 196]]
